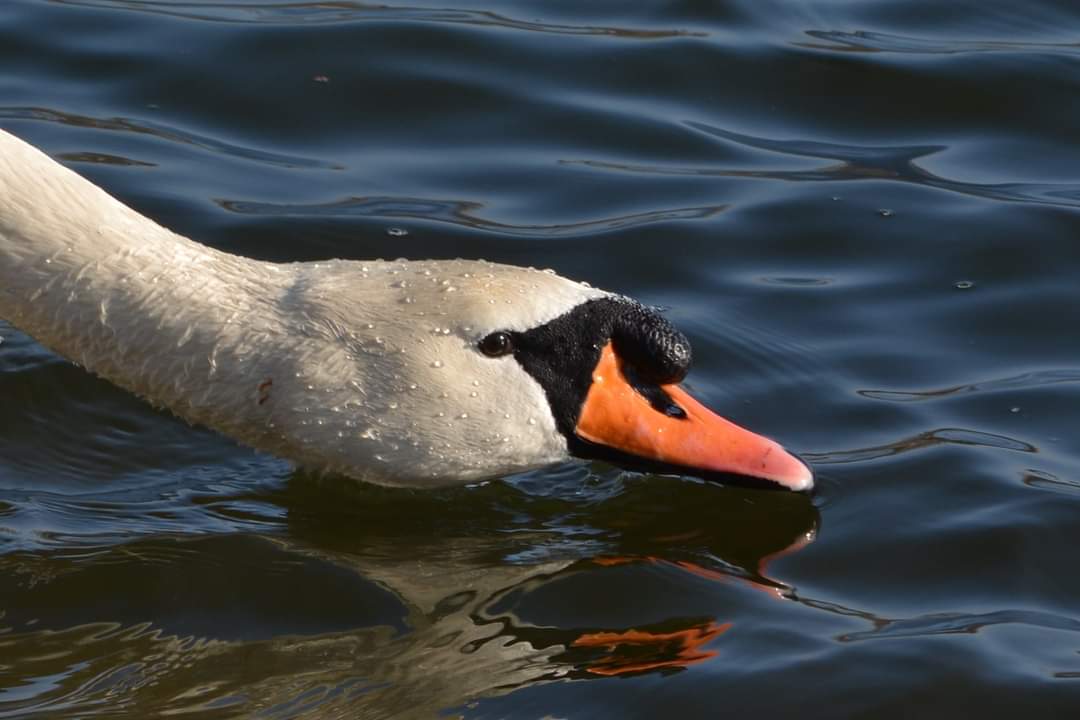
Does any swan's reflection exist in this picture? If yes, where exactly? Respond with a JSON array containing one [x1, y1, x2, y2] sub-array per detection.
[[0, 470, 818, 717]]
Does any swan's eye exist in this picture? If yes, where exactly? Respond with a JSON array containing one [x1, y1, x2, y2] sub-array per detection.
[[478, 331, 514, 357]]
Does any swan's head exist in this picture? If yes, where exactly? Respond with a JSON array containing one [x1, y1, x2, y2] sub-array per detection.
[[281, 259, 812, 491]]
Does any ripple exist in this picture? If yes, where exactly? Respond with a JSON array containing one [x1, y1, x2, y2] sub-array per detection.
[[52, 0, 702, 39], [218, 196, 726, 237], [0, 475, 287, 552], [0, 323, 61, 374], [859, 369, 1080, 403], [569, 122, 1080, 209], [55, 151, 155, 167], [797, 30, 1080, 57], [0, 106, 339, 169], [808, 427, 1037, 465], [757, 276, 834, 287], [838, 608, 1080, 643], [1021, 469, 1080, 495]]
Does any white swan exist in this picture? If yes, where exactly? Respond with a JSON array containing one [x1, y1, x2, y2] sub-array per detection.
[[0, 129, 812, 491]]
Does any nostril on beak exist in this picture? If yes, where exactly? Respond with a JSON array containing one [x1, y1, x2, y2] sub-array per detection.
[[623, 363, 688, 419]]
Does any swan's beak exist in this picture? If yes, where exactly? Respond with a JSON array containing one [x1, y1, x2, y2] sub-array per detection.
[[575, 344, 813, 491]]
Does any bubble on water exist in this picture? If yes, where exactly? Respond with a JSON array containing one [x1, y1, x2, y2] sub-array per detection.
[[954, 280, 975, 290], [366, 323, 375, 329], [469, 391, 478, 398], [472, 380, 480, 387], [1010, 406, 1021, 413], [503, 413, 511, 420], [459, 412, 469, 419], [436, 411, 445, 418], [527, 418, 536, 426], [408, 383, 418, 390], [877, 208, 894, 218], [388, 402, 399, 410], [432, 360, 443, 368], [386, 227, 409, 237], [360, 428, 379, 440]]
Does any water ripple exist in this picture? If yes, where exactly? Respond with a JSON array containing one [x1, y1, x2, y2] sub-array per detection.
[[218, 196, 726, 237], [801, 596, 1080, 645], [808, 427, 1037, 465], [568, 122, 1080, 209], [798, 30, 1080, 57], [841, 608, 1080, 642], [55, 151, 156, 167], [53, 0, 702, 39], [859, 369, 1080, 403], [0, 106, 339, 169], [1021, 469, 1080, 495]]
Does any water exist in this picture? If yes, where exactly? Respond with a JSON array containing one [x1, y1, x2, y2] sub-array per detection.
[[2, 0, 1080, 716]]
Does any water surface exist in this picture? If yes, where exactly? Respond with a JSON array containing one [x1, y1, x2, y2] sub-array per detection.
[[2, 0, 1080, 716]]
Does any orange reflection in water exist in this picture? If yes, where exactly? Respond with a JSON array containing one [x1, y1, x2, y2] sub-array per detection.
[[572, 621, 732, 676]]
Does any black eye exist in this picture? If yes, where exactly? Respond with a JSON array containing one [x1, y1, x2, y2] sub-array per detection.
[[478, 331, 514, 357]]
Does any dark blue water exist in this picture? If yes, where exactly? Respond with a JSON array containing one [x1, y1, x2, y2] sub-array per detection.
[[3, 1, 1080, 716]]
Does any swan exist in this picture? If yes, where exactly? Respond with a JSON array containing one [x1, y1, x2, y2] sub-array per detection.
[[0, 128, 812, 491]]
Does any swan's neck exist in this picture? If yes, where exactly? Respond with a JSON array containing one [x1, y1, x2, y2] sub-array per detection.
[[0, 130, 287, 429], [1, 130, 586, 485]]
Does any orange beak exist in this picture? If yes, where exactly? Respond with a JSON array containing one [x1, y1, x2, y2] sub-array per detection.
[[575, 344, 813, 491]]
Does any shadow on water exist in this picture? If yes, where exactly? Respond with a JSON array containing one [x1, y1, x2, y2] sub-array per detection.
[[0, 469, 818, 717]]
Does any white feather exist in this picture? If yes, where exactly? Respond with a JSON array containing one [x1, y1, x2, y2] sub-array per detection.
[[0, 129, 608, 485]]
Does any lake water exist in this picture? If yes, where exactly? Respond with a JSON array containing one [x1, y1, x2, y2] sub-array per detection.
[[3, 0, 1080, 717]]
